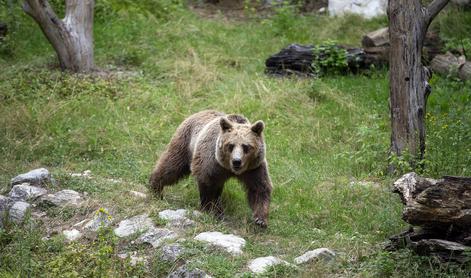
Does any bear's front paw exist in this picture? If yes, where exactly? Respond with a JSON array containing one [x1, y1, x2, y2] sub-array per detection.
[[254, 217, 267, 228]]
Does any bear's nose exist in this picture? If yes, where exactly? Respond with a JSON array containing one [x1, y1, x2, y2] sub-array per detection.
[[232, 159, 242, 168]]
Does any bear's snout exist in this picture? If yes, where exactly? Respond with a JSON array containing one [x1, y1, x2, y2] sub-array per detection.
[[232, 158, 242, 169]]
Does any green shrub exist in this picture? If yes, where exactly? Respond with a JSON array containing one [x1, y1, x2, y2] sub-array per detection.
[[312, 41, 348, 75]]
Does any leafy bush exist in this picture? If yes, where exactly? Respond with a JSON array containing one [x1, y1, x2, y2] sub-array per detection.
[[312, 41, 348, 74]]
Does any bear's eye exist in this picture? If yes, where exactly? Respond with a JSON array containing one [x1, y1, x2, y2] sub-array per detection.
[[228, 144, 235, 152], [242, 144, 252, 153]]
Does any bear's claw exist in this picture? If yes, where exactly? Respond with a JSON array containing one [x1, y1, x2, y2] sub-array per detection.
[[254, 218, 267, 228]]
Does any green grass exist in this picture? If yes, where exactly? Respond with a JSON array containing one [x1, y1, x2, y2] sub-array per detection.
[[1, 4, 470, 277]]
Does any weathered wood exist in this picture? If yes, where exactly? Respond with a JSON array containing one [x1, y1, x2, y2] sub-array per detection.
[[393, 173, 471, 228], [363, 46, 389, 65], [362, 27, 443, 65], [431, 52, 471, 80], [459, 61, 471, 80], [362, 27, 389, 48], [23, 0, 95, 72], [388, 0, 449, 170], [431, 52, 462, 74], [388, 172, 471, 263], [265, 44, 373, 76]]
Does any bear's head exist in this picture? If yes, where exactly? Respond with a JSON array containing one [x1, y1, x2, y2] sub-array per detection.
[[216, 116, 266, 175]]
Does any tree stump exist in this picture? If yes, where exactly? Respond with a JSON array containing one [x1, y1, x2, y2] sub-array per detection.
[[388, 172, 471, 263]]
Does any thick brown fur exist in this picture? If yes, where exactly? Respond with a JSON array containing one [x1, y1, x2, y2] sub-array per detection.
[[149, 110, 272, 227]]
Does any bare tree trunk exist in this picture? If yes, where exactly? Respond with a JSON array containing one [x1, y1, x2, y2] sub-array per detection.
[[388, 0, 449, 170], [23, 0, 95, 72]]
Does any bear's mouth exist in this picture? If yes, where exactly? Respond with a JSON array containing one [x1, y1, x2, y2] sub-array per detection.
[[231, 165, 243, 174]]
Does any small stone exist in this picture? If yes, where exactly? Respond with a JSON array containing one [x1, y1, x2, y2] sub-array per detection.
[[114, 213, 155, 237], [294, 248, 336, 265], [159, 209, 195, 228], [194, 231, 245, 255], [83, 208, 112, 231], [159, 209, 188, 221], [9, 183, 48, 201], [11, 168, 51, 186], [167, 265, 212, 278], [117, 252, 147, 266], [129, 190, 147, 199], [63, 229, 82, 241], [40, 189, 82, 207], [138, 227, 177, 248], [161, 243, 185, 261], [70, 170, 92, 178], [248, 256, 289, 274], [9, 201, 31, 223]]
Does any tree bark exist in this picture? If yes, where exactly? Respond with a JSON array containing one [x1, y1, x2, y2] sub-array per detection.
[[23, 0, 95, 72], [388, 0, 449, 170]]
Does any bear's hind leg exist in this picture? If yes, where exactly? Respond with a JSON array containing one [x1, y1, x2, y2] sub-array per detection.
[[149, 147, 190, 198]]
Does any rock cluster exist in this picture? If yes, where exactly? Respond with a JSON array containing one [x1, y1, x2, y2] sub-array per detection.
[[2, 168, 338, 276], [1, 168, 83, 227]]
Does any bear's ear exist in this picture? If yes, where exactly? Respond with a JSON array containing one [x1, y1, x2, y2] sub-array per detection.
[[251, 120, 264, 135], [220, 117, 233, 132]]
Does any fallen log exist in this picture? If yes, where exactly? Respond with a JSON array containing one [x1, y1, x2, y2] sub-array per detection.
[[265, 44, 374, 76], [388, 173, 471, 263], [430, 52, 471, 80]]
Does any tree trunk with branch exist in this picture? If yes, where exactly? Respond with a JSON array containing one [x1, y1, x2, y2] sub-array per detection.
[[388, 0, 449, 170], [23, 0, 95, 72]]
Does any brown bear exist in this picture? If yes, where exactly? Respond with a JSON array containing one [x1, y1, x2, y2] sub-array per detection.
[[149, 110, 272, 227]]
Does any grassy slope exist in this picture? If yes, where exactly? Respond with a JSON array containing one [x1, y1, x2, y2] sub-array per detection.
[[0, 6, 470, 278]]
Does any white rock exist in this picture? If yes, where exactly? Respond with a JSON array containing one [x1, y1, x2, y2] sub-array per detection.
[[248, 256, 289, 274], [138, 227, 177, 248], [114, 213, 155, 237], [128, 190, 147, 199], [40, 189, 82, 207], [194, 231, 246, 255], [9, 183, 48, 201], [159, 209, 195, 228], [9, 201, 31, 223], [328, 0, 387, 19], [63, 229, 82, 241], [11, 168, 51, 186], [159, 209, 188, 221], [161, 243, 185, 261], [294, 248, 336, 264], [83, 208, 112, 231]]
